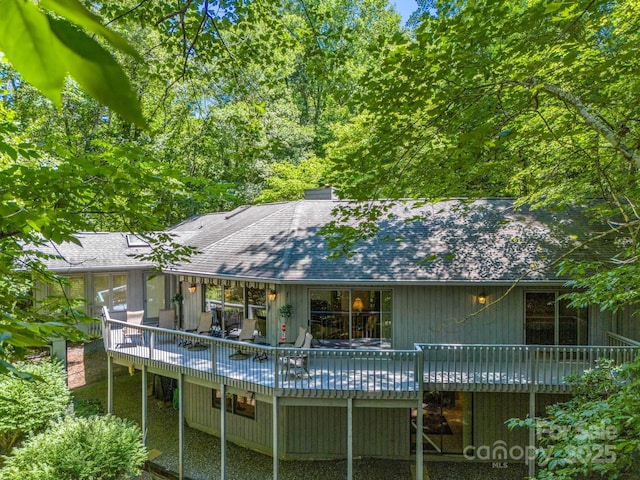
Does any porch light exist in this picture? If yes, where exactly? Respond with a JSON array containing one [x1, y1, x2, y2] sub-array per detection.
[[188, 284, 197, 294], [477, 292, 487, 305], [352, 297, 364, 312], [268, 290, 277, 301]]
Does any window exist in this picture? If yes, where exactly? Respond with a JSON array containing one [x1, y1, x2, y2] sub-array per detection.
[[309, 289, 392, 348], [205, 285, 266, 334], [94, 273, 127, 312], [525, 291, 588, 345], [212, 389, 255, 419], [411, 391, 467, 455], [39, 275, 86, 312], [145, 274, 166, 320]]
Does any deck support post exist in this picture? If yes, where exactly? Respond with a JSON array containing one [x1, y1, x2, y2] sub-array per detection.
[[141, 365, 148, 444], [221, 383, 227, 480], [347, 397, 353, 480], [416, 345, 424, 480], [107, 355, 113, 414], [416, 395, 423, 480], [273, 395, 279, 480], [528, 391, 536, 479], [178, 373, 185, 480]]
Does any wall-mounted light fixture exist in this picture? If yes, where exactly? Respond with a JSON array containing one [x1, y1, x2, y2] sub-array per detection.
[[352, 297, 364, 312], [188, 284, 197, 294], [477, 292, 487, 305], [267, 290, 277, 301]]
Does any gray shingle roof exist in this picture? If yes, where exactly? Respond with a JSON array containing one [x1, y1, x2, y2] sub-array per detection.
[[166, 198, 605, 285], [40, 232, 155, 272]]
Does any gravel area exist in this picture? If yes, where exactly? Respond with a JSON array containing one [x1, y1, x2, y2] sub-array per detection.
[[70, 341, 528, 480]]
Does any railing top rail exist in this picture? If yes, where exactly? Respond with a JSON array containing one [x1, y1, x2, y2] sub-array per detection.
[[605, 331, 640, 347], [414, 342, 640, 350], [103, 318, 418, 355]]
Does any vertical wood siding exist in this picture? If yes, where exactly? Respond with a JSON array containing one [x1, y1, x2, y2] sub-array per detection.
[[472, 392, 571, 461], [394, 286, 524, 349], [283, 406, 410, 459], [183, 383, 273, 453], [472, 392, 530, 460], [185, 383, 410, 460]]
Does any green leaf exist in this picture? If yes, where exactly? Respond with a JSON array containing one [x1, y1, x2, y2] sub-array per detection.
[[544, 3, 564, 14], [0, 0, 65, 103], [40, 0, 142, 60], [47, 17, 147, 128]]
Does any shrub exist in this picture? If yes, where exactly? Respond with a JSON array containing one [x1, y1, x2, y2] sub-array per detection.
[[73, 397, 105, 417], [1, 415, 147, 480], [0, 360, 70, 454]]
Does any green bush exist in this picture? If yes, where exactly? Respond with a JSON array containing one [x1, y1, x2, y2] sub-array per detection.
[[1, 415, 147, 480], [73, 397, 105, 417], [0, 360, 70, 454]]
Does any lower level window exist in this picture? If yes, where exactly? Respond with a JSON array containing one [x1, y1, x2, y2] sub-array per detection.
[[212, 389, 255, 419]]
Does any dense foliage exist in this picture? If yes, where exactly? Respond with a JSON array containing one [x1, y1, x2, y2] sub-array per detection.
[[1, 415, 147, 480], [327, 0, 640, 310], [0, 0, 404, 371], [509, 357, 640, 479], [0, 360, 70, 454]]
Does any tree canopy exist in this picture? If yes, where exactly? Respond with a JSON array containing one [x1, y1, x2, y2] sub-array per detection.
[[0, 0, 404, 371], [327, 0, 640, 310]]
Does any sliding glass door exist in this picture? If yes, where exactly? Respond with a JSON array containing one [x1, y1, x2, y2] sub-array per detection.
[[525, 291, 588, 345], [309, 288, 392, 348]]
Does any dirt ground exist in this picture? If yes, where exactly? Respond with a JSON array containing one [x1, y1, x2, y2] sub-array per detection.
[[67, 339, 127, 389]]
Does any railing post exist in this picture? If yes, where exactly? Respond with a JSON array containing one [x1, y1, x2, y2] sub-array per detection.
[[347, 397, 353, 480], [107, 355, 113, 414], [272, 394, 279, 480], [142, 365, 148, 445], [178, 373, 185, 480], [528, 390, 536, 479], [415, 345, 424, 480]]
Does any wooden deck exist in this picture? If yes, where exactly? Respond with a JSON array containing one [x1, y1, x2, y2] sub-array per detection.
[[103, 319, 639, 398]]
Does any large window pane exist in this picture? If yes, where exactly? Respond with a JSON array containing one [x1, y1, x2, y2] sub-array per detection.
[[145, 274, 165, 319], [94, 274, 110, 310], [205, 285, 223, 324], [247, 287, 266, 335], [93, 273, 127, 313], [224, 286, 244, 329], [310, 290, 349, 343], [526, 292, 588, 345], [525, 292, 555, 345], [112, 274, 127, 311], [310, 289, 392, 349], [559, 300, 588, 345]]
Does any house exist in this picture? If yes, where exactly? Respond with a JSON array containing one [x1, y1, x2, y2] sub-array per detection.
[[40, 189, 640, 480]]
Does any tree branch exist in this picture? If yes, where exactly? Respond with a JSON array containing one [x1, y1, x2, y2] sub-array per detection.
[[523, 78, 640, 168]]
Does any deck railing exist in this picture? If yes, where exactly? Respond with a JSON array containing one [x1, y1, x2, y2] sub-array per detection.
[[417, 342, 639, 393], [102, 319, 639, 396], [605, 331, 640, 347], [102, 318, 420, 398]]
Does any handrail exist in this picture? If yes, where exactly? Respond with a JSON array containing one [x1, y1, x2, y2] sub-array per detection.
[[605, 331, 640, 347], [102, 318, 639, 396], [102, 318, 420, 397], [416, 342, 639, 393]]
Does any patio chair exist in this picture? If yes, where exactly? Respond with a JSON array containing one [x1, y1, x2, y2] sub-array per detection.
[[279, 332, 313, 378], [180, 312, 213, 348], [158, 309, 176, 330], [229, 319, 257, 359], [156, 309, 176, 344], [117, 310, 145, 347], [196, 312, 214, 335], [278, 326, 307, 348]]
